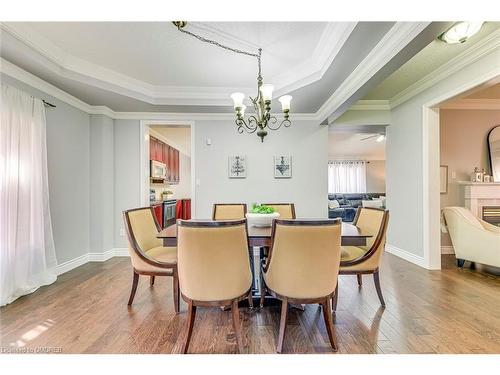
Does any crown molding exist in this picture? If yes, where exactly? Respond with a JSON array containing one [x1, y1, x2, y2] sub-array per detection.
[[316, 22, 431, 122], [0, 22, 355, 106], [0, 57, 318, 121], [389, 29, 500, 109], [348, 100, 391, 111], [439, 99, 500, 110]]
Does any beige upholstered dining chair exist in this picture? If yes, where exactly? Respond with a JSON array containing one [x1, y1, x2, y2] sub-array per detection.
[[262, 203, 296, 219], [336, 207, 389, 309], [260, 219, 342, 353], [123, 207, 179, 313], [177, 219, 253, 354], [212, 203, 247, 220]]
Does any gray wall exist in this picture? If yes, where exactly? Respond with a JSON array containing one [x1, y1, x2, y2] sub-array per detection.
[[194, 120, 329, 219], [90, 114, 115, 253], [113, 120, 141, 248], [1, 74, 91, 263], [366, 160, 386, 193]]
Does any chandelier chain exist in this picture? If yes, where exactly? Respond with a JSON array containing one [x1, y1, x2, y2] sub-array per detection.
[[175, 25, 262, 77]]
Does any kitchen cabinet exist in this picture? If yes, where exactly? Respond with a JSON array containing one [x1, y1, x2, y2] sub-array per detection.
[[149, 136, 180, 184]]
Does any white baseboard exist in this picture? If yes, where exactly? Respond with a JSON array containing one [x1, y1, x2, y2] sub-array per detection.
[[53, 253, 90, 276], [53, 248, 129, 276], [385, 244, 427, 268], [441, 246, 455, 255]]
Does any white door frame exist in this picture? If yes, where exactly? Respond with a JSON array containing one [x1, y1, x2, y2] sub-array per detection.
[[422, 70, 500, 270], [139, 120, 196, 218]]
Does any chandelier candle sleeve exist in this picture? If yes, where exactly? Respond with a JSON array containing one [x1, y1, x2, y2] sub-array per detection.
[[279, 95, 292, 111], [231, 92, 245, 108]]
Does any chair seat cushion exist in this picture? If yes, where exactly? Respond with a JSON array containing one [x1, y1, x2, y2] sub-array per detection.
[[340, 246, 368, 262], [146, 246, 178, 264]]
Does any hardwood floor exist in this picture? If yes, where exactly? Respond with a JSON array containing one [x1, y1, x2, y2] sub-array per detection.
[[1, 254, 499, 354]]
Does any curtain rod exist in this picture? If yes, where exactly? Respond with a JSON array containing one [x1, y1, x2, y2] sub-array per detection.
[[42, 99, 56, 108]]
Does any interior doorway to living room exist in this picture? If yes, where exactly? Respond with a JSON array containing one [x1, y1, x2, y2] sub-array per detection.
[[327, 125, 387, 222], [437, 79, 500, 275]]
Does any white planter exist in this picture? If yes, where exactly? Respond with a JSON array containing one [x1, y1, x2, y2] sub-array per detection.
[[245, 212, 280, 227]]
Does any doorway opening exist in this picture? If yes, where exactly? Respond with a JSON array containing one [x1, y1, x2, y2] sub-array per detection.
[[327, 124, 387, 222], [140, 120, 195, 225]]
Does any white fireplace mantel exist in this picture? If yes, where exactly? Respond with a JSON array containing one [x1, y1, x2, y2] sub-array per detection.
[[457, 181, 500, 218]]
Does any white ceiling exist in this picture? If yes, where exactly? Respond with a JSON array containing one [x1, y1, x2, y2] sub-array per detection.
[[21, 22, 327, 88], [329, 131, 385, 160], [364, 22, 500, 100], [0, 21, 446, 115]]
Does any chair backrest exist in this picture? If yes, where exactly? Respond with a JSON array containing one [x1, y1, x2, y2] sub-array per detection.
[[265, 219, 342, 299], [177, 220, 252, 302], [350, 207, 389, 268], [123, 207, 162, 253], [212, 203, 247, 220], [262, 203, 296, 219]]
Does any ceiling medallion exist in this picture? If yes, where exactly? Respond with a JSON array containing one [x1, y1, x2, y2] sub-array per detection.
[[173, 21, 292, 142]]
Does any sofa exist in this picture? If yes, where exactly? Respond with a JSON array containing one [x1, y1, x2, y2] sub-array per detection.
[[328, 193, 385, 222]]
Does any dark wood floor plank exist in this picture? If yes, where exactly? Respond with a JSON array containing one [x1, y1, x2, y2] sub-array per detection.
[[1, 254, 499, 354]]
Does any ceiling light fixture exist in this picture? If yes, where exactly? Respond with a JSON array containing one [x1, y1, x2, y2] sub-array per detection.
[[173, 21, 292, 142], [376, 135, 385, 143], [438, 22, 484, 44]]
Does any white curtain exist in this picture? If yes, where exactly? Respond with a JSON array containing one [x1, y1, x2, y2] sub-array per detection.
[[328, 160, 367, 194], [0, 84, 57, 306]]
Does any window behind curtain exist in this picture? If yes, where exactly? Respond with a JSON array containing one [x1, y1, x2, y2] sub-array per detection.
[[328, 160, 367, 194]]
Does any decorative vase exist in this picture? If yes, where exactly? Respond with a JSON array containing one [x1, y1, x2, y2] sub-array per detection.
[[245, 212, 280, 227]]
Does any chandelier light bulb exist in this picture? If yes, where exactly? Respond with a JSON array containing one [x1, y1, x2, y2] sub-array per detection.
[[230, 92, 245, 108], [439, 22, 484, 44], [279, 95, 292, 111], [260, 84, 274, 102]]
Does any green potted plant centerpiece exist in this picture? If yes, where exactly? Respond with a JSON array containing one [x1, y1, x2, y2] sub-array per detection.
[[245, 203, 280, 227]]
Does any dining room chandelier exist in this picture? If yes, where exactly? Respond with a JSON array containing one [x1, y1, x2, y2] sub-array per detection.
[[173, 22, 292, 142]]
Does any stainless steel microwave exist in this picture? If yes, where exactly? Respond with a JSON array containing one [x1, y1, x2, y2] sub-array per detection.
[[150, 160, 167, 180]]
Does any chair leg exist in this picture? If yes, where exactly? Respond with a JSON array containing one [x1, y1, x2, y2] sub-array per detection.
[[182, 302, 197, 354], [373, 270, 386, 307], [247, 290, 254, 310], [231, 299, 245, 353], [332, 282, 338, 311], [173, 271, 180, 314], [457, 259, 465, 268], [321, 297, 338, 352], [127, 271, 139, 306], [357, 274, 362, 286], [150, 276, 155, 286], [259, 272, 266, 308], [470, 261, 476, 270], [276, 298, 288, 353]]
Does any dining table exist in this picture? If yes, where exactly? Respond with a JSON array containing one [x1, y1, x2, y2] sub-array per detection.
[[157, 221, 371, 248], [157, 221, 372, 304]]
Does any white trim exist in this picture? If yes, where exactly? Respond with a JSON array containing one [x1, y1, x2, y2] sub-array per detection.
[[52, 248, 129, 276], [385, 244, 428, 269], [439, 99, 500, 110], [390, 29, 500, 109], [0, 22, 356, 106], [348, 100, 391, 111], [1, 58, 319, 121], [316, 22, 430, 122], [441, 246, 455, 255], [52, 253, 89, 276]]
